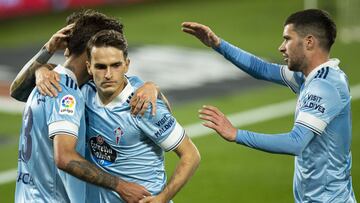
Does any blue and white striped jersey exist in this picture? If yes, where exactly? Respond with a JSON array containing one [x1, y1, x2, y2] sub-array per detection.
[[82, 76, 185, 203], [15, 65, 86, 203]]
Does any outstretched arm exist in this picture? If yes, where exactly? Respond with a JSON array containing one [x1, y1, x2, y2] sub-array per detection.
[[181, 22, 286, 85], [10, 24, 73, 101], [199, 105, 314, 156], [54, 134, 151, 203], [140, 136, 200, 203]]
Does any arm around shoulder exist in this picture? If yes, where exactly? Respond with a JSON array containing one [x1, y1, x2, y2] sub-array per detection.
[[10, 47, 56, 102]]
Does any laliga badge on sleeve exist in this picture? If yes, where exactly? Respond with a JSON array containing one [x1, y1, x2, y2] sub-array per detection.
[[59, 95, 76, 115]]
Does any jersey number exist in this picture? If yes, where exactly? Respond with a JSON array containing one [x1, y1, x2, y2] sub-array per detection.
[[20, 107, 33, 163]]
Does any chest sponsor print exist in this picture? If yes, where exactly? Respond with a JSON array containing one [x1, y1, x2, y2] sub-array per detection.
[[89, 135, 117, 166]]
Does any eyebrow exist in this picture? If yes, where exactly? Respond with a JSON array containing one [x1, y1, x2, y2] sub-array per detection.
[[93, 61, 123, 67], [94, 63, 106, 68], [110, 61, 122, 66]]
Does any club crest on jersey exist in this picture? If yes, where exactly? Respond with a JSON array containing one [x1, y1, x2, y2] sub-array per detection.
[[114, 127, 123, 145], [96, 135, 104, 144], [59, 95, 76, 115]]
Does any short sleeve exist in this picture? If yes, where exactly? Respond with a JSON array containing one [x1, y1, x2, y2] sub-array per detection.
[[46, 84, 85, 138], [136, 100, 185, 152], [280, 66, 304, 94], [295, 79, 343, 135]]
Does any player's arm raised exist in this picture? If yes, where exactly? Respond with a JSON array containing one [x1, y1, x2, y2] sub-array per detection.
[[140, 136, 200, 203], [53, 134, 151, 203], [9, 24, 73, 101], [181, 22, 220, 48], [182, 22, 291, 88]]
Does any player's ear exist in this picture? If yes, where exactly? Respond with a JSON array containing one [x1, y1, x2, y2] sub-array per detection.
[[305, 35, 315, 50], [86, 61, 92, 76]]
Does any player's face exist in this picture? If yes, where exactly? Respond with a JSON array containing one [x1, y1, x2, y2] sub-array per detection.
[[278, 24, 307, 72], [87, 46, 129, 98]]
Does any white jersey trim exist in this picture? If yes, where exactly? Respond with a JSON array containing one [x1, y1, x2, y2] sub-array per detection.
[[160, 122, 185, 152], [280, 66, 299, 93], [95, 78, 134, 108], [295, 111, 327, 135], [49, 120, 79, 139]]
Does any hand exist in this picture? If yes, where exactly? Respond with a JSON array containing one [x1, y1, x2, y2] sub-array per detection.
[[35, 65, 61, 97], [130, 82, 159, 116], [181, 22, 221, 48], [45, 23, 74, 54], [116, 181, 151, 203], [199, 105, 237, 142], [139, 194, 168, 203]]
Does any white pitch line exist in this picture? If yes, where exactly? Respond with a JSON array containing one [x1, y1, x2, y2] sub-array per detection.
[[0, 168, 17, 185], [1, 84, 360, 185], [188, 83, 360, 138], [0, 97, 24, 114]]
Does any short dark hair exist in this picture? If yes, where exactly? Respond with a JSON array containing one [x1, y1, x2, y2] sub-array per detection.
[[285, 9, 336, 51], [66, 9, 124, 56], [86, 30, 128, 60]]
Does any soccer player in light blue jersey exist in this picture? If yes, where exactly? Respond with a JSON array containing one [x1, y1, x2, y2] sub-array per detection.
[[82, 30, 200, 203], [182, 9, 356, 202], [11, 10, 153, 203]]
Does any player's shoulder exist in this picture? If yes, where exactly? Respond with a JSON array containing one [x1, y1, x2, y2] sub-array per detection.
[[57, 74, 84, 102], [59, 74, 79, 90], [80, 80, 97, 101], [127, 75, 145, 89], [308, 73, 337, 94], [58, 74, 82, 96], [310, 66, 348, 93], [81, 80, 97, 93], [306, 68, 346, 105]]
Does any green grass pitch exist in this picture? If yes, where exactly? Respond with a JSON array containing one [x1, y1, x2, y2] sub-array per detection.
[[0, 0, 359, 202]]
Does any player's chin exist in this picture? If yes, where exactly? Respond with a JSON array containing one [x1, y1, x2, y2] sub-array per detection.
[[100, 86, 116, 95]]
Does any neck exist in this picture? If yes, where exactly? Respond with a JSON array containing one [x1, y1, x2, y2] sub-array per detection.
[[63, 54, 90, 86], [303, 51, 330, 76], [98, 80, 128, 105]]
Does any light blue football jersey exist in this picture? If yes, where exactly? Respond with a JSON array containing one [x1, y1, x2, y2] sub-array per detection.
[[282, 59, 356, 202], [82, 76, 185, 203], [15, 65, 86, 203], [216, 40, 356, 202]]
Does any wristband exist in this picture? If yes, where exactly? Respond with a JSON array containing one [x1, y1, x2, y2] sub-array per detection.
[[36, 47, 53, 64]]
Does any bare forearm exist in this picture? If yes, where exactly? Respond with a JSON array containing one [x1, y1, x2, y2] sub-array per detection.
[[161, 140, 200, 201], [10, 47, 53, 101], [64, 159, 119, 190]]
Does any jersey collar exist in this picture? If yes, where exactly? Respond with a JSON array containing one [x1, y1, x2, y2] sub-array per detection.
[[304, 58, 340, 85], [95, 77, 134, 108], [54, 64, 78, 84]]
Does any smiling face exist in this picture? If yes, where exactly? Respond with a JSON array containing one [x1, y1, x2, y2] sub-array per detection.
[[87, 46, 129, 99], [278, 24, 307, 72]]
